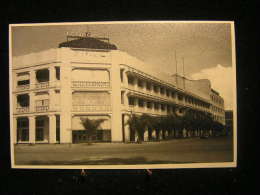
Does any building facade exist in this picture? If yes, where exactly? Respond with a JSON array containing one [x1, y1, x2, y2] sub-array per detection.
[[11, 35, 225, 144], [225, 110, 233, 136]]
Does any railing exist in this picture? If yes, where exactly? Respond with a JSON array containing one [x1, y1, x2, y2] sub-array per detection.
[[35, 82, 49, 89], [16, 84, 30, 91], [72, 81, 110, 88], [35, 105, 49, 112], [72, 105, 111, 112], [16, 107, 29, 113]]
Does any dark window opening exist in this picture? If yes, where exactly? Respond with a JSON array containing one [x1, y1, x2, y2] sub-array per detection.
[[128, 97, 135, 106], [154, 103, 159, 110], [166, 89, 170, 97], [36, 69, 49, 82], [146, 82, 151, 90], [36, 118, 45, 141], [160, 87, 165, 94], [137, 79, 143, 88], [17, 118, 29, 142], [17, 94, 29, 107], [56, 115, 60, 142], [147, 101, 152, 109], [17, 80, 30, 86], [154, 85, 159, 93], [127, 75, 134, 85], [161, 104, 165, 111], [55, 67, 60, 80], [138, 99, 144, 107]]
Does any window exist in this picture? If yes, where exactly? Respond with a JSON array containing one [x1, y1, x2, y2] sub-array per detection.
[[36, 118, 45, 141], [138, 99, 144, 107], [17, 80, 30, 86], [147, 101, 152, 109], [160, 87, 165, 95], [55, 67, 60, 80], [154, 102, 159, 110], [154, 85, 159, 93], [137, 79, 143, 88], [17, 118, 29, 141], [161, 104, 165, 111], [127, 75, 134, 85], [146, 82, 151, 91], [36, 69, 49, 82], [166, 89, 170, 97], [17, 94, 29, 107], [128, 97, 135, 106], [56, 115, 60, 142]]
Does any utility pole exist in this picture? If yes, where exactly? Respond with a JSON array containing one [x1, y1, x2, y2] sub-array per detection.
[[175, 50, 178, 87], [182, 57, 185, 89]]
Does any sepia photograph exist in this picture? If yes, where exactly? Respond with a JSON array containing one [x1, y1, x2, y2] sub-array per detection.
[[9, 21, 237, 169]]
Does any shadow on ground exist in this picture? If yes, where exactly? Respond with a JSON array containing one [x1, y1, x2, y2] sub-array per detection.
[[25, 156, 193, 165]]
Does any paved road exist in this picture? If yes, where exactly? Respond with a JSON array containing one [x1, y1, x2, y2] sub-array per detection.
[[14, 136, 233, 165]]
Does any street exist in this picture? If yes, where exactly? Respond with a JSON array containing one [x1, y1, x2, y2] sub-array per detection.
[[14, 136, 233, 165]]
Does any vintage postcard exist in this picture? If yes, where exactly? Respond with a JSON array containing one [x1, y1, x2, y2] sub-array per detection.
[[9, 21, 237, 169]]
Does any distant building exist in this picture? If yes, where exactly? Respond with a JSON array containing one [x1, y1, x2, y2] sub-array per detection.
[[225, 110, 233, 135], [11, 34, 225, 144]]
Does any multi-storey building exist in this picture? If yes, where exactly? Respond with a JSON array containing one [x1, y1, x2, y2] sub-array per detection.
[[11, 35, 225, 144], [225, 110, 233, 135]]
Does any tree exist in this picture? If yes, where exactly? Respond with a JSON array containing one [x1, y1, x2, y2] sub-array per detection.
[[80, 117, 105, 144], [126, 114, 150, 143]]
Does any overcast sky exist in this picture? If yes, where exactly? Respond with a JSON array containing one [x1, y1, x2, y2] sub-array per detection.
[[11, 22, 235, 109]]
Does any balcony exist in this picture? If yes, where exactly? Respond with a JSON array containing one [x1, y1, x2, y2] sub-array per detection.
[[16, 84, 30, 91], [16, 107, 29, 113], [35, 105, 49, 112], [72, 105, 111, 112], [35, 82, 49, 89], [72, 81, 110, 88]]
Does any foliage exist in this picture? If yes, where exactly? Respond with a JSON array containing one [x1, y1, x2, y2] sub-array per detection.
[[80, 117, 105, 144]]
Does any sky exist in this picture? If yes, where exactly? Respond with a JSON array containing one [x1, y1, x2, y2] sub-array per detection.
[[11, 22, 235, 109]]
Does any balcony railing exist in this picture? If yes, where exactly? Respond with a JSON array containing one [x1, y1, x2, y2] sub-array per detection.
[[72, 81, 110, 88], [16, 84, 30, 91], [72, 105, 111, 112], [35, 82, 49, 89], [35, 106, 49, 112], [16, 107, 29, 113]]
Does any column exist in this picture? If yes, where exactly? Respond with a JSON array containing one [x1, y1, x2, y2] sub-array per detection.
[[124, 114, 130, 142], [49, 114, 56, 143], [29, 116, 35, 144], [124, 92, 129, 107], [49, 89, 55, 111], [143, 100, 147, 112], [13, 117, 17, 144], [30, 70, 36, 89], [134, 77, 138, 91], [13, 94, 17, 114], [30, 92, 35, 113], [144, 126, 149, 141], [49, 66, 56, 87]]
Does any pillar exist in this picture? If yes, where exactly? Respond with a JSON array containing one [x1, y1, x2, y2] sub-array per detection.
[[29, 116, 35, 143], [13, 117, 17, 144], [124, 114, 130, 142], [49, 114, 56, 143], [30, 70, 36, 89], [144, 126, 149, 141], [49, 66, 56, 87], [30, 92, 35, 113]]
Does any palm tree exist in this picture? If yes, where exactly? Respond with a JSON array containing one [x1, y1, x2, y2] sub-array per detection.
[[80, 117, 105, 144], [126, 114, 150, 143]]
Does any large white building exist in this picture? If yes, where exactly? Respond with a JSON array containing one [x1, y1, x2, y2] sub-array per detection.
[[11, 35, 225, 144]]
